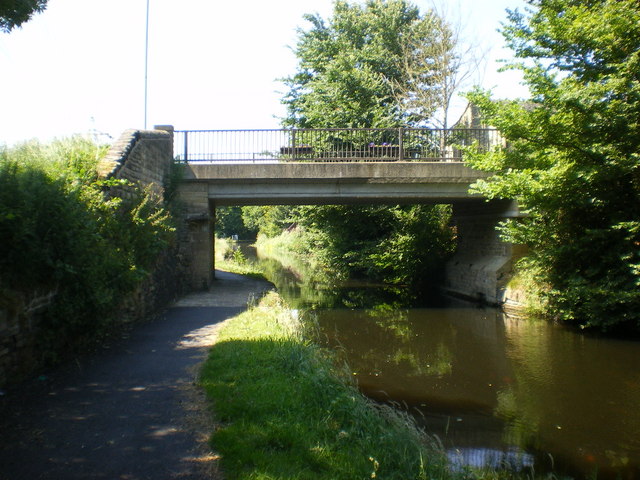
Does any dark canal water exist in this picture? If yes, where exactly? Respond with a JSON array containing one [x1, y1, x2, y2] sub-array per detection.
[[241, 244, 640, 479]]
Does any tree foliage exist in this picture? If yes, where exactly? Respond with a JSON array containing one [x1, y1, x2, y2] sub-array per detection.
[[0, 0, 47, 32], [465, 0, 640, 331], [281, 0, 450, 128], [216, 206, 258, 240], [241, 205, 297, 239], [294, 204, 455, 291]]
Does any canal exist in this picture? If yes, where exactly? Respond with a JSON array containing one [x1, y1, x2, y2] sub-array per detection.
[[240, 243, 640, 479]]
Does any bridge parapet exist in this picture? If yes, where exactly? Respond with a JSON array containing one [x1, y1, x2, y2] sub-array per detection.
[[174, 127, 502, 163]]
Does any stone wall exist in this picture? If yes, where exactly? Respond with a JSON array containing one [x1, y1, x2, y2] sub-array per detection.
[[98, 126, 190, 321], [175, 182, 215, 290], [0, 290, 57, 386], [0, 127, 189, 387], [102, 127, 213, 292], [98, 127, 174, 198]]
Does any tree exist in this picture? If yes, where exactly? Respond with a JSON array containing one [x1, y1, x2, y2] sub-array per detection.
[[465, 0, 640, 331], [293, 203, 454, 292], [392, 5, 484, 129], [281, 0, 448, 128], [215, 206, 258, 240], [241, 205, 296, 239], [0, 0, 48, 33]]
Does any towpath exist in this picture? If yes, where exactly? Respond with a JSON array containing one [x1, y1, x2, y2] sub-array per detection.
[[0, 271, 272, 480]]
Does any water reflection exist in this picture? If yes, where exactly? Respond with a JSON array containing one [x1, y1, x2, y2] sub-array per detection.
[[245, 243, 640, 479], [448, 447, 535, 472], [249, 245, 418, 310]]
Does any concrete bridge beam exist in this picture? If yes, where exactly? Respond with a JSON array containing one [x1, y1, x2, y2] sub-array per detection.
[[183, 162, 491, 206]]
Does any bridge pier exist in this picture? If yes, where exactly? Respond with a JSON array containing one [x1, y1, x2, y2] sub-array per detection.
[[444, 200, 525, 305], [179, 183, 215, 290]]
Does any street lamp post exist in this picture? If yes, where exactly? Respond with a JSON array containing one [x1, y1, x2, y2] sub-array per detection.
[[144, 0, 150, 129]]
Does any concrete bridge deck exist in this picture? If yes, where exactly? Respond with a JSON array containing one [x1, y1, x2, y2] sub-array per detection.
[[181, 161, 491, 206]]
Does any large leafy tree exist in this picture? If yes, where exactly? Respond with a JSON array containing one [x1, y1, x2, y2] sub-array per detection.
[[0, 0, 47, 32], [466, 0, 640, 330], [281, 0, 449, 128], [294, 203, 455, 292]]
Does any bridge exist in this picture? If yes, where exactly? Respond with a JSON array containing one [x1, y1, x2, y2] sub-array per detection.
[[102, 127, 522, 307], [176, 127, 501, 204]]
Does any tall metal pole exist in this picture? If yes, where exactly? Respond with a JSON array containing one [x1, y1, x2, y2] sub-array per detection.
[[144, 0, 150, 129]]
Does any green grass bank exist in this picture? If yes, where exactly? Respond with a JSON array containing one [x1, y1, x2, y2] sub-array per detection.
[[214, 237, 267, 279], [199, 291, 455, 480]]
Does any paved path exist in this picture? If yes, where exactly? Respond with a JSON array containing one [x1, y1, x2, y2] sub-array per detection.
[[0, 271, 272, 480]]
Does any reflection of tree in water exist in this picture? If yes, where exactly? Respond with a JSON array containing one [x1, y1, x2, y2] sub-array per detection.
[[315, 307, 457, 383], [253, 246, 456, 381], [248, 249, 341, 309], [494, 386, 541, 451], [491, 319, 550, 457], [254, 247, 419, 310], [369, 309, 453, 377]]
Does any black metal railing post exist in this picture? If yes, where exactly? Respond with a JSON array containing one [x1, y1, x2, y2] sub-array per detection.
[[292, 129, 297, 161]]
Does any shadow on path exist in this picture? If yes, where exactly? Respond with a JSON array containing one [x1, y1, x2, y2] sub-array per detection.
[[0, 271, 272, 480]]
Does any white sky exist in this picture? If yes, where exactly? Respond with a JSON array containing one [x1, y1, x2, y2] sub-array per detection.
[[0, 0, 528, 147]]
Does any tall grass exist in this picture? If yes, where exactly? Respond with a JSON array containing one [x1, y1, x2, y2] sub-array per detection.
[[505, 261, 551, 318], [200, 291, 460, 480]]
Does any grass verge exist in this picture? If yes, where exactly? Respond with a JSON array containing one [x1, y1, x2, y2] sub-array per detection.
[[215, 237, 266, 279], [199, 291, 454, 480]]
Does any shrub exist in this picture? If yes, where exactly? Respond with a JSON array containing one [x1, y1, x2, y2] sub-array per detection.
[[0, 138, 175, 362]]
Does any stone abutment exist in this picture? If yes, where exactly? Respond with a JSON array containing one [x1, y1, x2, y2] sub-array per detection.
[[444, 200, 525, 306]]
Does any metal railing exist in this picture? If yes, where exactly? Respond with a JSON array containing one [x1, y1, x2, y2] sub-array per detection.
[[174, 128, 502, 163]]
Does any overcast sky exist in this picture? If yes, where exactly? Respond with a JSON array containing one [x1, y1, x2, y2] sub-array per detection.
[[0, 0, 528, 146]]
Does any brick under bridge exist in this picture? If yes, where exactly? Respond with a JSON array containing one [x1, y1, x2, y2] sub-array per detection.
[[101, 126, 523, 306]]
